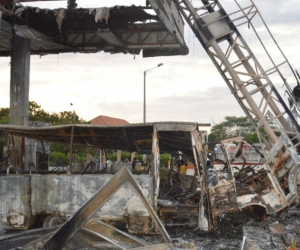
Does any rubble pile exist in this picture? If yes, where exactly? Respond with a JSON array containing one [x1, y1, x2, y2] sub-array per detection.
[[137, 208, 300, 250]]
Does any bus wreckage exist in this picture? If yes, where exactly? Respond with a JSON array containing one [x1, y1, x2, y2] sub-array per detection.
[[0, 122, 299, 249]]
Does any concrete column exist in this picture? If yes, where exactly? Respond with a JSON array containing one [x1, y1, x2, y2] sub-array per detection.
[[9, 34, 31, 172], [0, 11, 2, 36]]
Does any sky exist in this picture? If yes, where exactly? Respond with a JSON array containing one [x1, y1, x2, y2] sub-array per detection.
[[0, 0, 299, 131]]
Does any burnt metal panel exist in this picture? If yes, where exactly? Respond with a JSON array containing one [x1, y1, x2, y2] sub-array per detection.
[[0, 4, 188, 57], [43, 167, 170, 250], [0, 174, 154, 232]]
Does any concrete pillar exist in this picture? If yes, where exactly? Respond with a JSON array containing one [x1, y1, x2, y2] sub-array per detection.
[[0, 11, 2, 35], [9, 34, 31, 172]]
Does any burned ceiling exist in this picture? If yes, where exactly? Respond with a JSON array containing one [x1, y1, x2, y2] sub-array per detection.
[[0, 1, 188, 57], [0, 122, 209, 156]]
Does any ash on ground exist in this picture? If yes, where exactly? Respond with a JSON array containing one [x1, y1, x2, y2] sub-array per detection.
[[6, 208, 300, 249], [137, 207, 300, 250]]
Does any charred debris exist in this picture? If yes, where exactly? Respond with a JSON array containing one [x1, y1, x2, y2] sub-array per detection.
[[0, 122, 298, 249]]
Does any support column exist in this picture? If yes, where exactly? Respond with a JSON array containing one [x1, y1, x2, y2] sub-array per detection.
[[9, 34, 31, 172], [117, 150, 121, 162], [102, 151, 106, 169], [131, 152, 135, 162], [0, 11, 2, 35]]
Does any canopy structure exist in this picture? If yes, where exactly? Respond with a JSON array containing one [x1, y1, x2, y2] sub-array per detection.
[[0, 122, 209, 155], [0, 0, 193, 173], [0, 0, 188, 57]]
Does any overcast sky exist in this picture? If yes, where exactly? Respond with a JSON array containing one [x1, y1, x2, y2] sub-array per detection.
[[0, 0, 299, 131]]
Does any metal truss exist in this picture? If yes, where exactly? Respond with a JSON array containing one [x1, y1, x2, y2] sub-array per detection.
[[174, 0, 300, 212]]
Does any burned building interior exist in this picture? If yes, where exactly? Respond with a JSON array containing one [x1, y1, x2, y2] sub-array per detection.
[[1, 0, 300, 249]]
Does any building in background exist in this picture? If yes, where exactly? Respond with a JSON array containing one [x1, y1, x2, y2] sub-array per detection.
[[89, 115, 132, 164], [90, 115, 129, 126]]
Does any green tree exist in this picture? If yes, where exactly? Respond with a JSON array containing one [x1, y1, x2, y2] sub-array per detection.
[[0, 101, 91, 161], [28, 101, 87, 125], [0, 107, 9, 124], [208, 116, 258, 149], [29, 101, 50, 122], [0, 107, 9, 159]]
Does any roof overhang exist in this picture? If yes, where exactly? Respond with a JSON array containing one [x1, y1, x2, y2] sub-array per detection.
[[0, 122, 210, 155], [0, 1, 188, 57]]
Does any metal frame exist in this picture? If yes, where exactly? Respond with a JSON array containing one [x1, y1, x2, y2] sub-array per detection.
[[174, 0, 300, 214], [43, 167, 171, 249], [19, 167, 171, 250]]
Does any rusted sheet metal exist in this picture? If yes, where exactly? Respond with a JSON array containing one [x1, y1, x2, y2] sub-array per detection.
[[44, 167, 171, 250]]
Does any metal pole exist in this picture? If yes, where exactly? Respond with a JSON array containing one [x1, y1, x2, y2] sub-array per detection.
[[68, 126, 74, 174], [143, 71, 146, 123], [143, 63, 163, 124], [70, 103, 75, 123], [99, 149, 102, 170]]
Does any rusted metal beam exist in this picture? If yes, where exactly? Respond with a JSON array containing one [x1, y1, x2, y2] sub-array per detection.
[[83, 219, 150, 249], [191, 131, 212, 231], [43, 167, 171, 250]]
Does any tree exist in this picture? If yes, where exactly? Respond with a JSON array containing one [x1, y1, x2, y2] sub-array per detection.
[[0, 101, 91, 161], [0, 107, 9, 124], [208, 116, 259, 149], [29, 101, 86, 125]]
